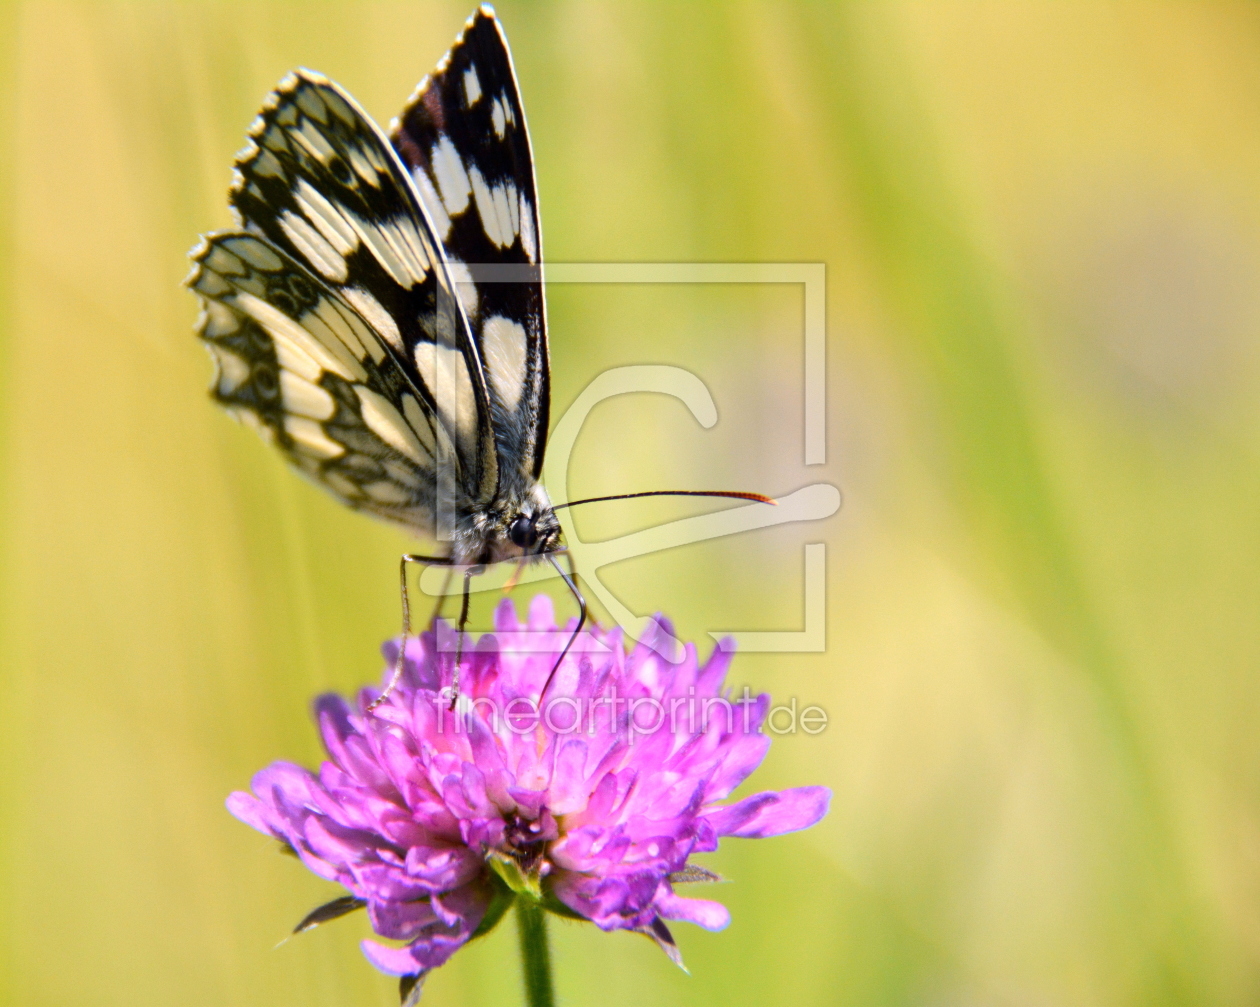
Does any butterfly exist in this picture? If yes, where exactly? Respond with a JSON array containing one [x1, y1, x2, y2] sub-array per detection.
[[187, 5, 768, 703]]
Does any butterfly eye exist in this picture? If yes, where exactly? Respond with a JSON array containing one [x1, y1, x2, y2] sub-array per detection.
[[509, 515, 538, 549]]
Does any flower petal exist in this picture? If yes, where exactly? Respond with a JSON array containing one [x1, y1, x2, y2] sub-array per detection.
[[360, 939, 427, 976], [368, 896, 438, 940], [225, 791, 276, 836], [655, 890, 730, 931], [360, 880, 491, 974], [703, 730, 771, 801], [702, 786, 832, 838]]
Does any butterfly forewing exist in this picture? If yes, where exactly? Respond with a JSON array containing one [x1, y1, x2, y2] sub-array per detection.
[[225, 69, 499, 507], [390, 7, 550, 484], [189, 232, 462, 528]]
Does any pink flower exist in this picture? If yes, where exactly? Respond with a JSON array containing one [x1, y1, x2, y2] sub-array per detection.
[[228, 596, 830, 979]]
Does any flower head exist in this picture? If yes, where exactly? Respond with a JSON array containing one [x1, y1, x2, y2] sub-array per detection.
[[228, 596, 830, 978]]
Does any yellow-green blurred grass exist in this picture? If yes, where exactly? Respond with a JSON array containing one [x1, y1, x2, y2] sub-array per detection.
[[5, 2, 1260, 1005]]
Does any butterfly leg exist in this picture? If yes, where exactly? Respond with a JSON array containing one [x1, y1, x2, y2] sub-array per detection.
[[540, 551, 587, 700], [429, 565, 455, 627], [449, 566, 482, 709], [367, 553, 453, 712]]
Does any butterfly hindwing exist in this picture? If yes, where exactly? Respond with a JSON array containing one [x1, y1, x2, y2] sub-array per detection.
[[189, 231, 461, 530], [227, 69, 499, 505], [390, 6, 550, 485]]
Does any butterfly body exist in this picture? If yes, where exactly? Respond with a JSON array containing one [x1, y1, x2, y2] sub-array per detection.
[[189, 7, 771, 701]]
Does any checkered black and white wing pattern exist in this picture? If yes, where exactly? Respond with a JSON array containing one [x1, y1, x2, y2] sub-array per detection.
[[190, 70, 503, 532], [390, 5, 549, 484], [189, 232, 468, 530]]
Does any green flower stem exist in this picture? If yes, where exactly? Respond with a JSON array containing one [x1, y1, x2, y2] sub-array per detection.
[[515, 899, 555, 1007]]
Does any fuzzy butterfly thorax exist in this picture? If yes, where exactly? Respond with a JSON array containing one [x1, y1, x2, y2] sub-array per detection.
[[452, 480, 561, 568]]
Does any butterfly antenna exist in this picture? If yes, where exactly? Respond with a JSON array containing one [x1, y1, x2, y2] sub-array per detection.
[[552, 489, 776, 511], [541, 551, 586, 701]]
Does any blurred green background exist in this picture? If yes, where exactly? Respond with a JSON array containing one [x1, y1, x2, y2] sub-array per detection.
[[4, 2, 1260, 1004]]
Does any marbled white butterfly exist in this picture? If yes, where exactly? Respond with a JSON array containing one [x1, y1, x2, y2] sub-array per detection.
[[187, 6, 768, 703]]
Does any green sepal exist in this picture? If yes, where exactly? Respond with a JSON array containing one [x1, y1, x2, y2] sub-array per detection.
[[487, 851, 542, 899], [398, 972, 425, 1006], [291, 894, 367, 935], [470, 871, 517, 941]]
